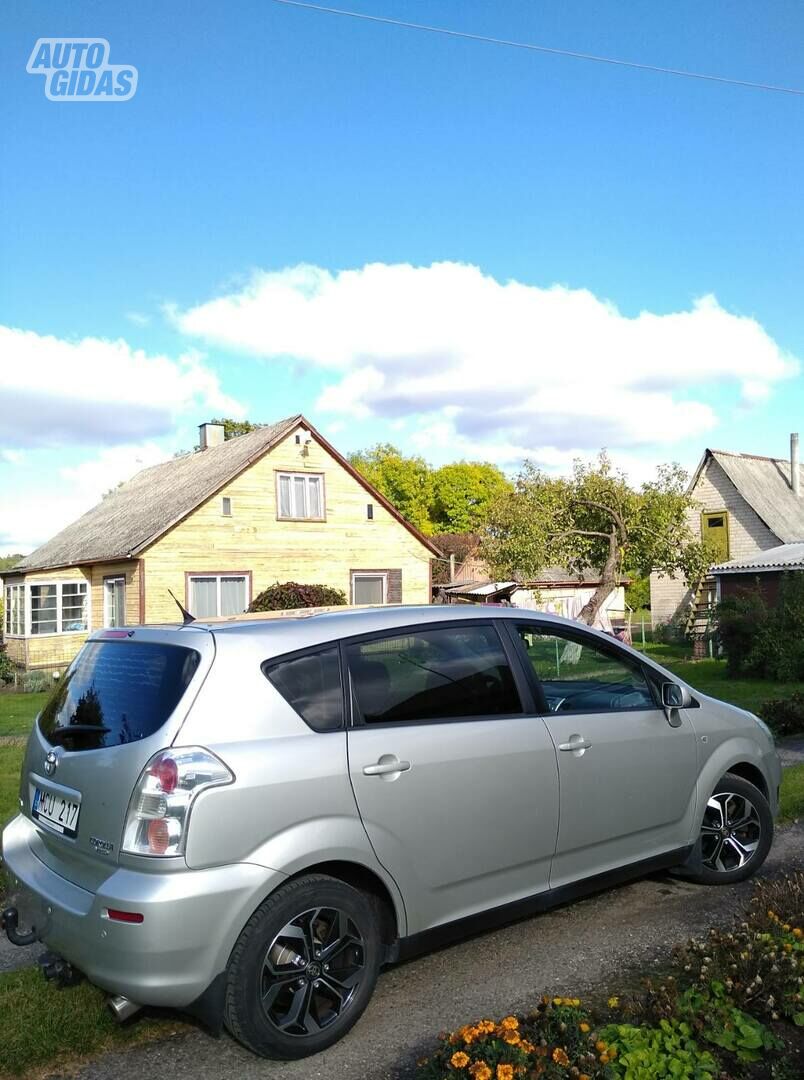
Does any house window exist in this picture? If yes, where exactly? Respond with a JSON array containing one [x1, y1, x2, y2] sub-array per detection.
[[367, 503, 374, 520], [188, 574, 249, 618], [276, 472, 324, 520], [352, 572, 387, 605], [222, 497, 232, 516], [104, 576, 126, 627], [4, 584, 23, 636], [29, 581, 88, 635]]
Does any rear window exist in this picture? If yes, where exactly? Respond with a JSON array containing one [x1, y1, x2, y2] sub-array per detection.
[[38, 641, 200, 750]]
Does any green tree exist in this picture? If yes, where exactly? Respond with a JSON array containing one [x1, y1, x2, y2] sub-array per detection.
[[348, 443, 434, 533], [208, 417, 261, 440], [431, 461, 512, 533], [480, 453, 712, 626], [0, 554, 25, 572]]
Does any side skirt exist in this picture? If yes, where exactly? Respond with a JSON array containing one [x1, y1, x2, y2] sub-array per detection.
[[394, 845, 693, 963]]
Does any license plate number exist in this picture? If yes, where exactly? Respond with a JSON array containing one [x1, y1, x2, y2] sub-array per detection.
[[32, 787, 80, 837]]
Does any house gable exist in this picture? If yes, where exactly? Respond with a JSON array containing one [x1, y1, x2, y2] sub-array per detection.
[[689, 454, 781, 560], [140, 424, 436, 622]]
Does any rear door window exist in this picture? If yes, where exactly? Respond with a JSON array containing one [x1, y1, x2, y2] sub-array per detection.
[[38, 641, 200, 750], [347, 623, 521, 725], [263, 647, 343, 732]]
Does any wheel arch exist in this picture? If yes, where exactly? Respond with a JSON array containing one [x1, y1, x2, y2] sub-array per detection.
[[722, 761, 769, 800]]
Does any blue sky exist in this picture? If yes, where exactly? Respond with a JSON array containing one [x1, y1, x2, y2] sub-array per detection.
[[2, 1, 804, 552]]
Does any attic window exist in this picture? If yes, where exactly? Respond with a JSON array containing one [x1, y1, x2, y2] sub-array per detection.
[[222, 497, 232, 517], [367, 503, 374, 520]]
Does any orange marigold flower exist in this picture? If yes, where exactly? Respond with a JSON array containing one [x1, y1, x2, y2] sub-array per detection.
[[580, 1075, 591, 1080], [520, 1040, 535, 1054], [468, 1063, 492, 1080], [552, 1047, 570, 1067], [496, 1066, 514, 1080], [793, 928, 802, 938], [500, 1015, 519, 1030], [579, 1022, 590, 1033], [450, 1051, 471, 1069], [553, 997, 563, 1006], [502, 1029, 521, 1045], [595, 1041, 608, 1053]]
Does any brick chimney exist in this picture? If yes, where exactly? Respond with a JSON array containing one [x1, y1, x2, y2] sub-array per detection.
[[199, 422, 225, 450], [791, 432, 800, 496]]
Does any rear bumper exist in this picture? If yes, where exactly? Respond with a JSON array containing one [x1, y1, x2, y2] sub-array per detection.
[[1, 814, 285, 1007]]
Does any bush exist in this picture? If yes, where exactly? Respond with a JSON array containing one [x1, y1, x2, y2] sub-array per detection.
[[248, 582, 347, 612], [717, 572, 804, 680], [0, 645, 16, 685], [759, 693, 804, 738], [19, 670, 49, 693]]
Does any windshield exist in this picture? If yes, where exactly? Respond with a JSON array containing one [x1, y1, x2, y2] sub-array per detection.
[[38, 640, 200, 751]]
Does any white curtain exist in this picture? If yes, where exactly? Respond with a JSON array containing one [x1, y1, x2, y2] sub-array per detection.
[[191, 577, 218, 618], [220, 576, 246, 616]]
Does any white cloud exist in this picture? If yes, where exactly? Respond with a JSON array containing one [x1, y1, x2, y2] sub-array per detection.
[[0, 326, 244, 449], [170, 262, 798, 454], [0, 443, 168, 553], [125, 311, 151, 326]]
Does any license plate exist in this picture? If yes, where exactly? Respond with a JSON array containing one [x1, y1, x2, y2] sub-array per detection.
[[32, 787, 81, 837]]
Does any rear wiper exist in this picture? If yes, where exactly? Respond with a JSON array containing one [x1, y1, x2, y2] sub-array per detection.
[[48, 725, 111, 744]]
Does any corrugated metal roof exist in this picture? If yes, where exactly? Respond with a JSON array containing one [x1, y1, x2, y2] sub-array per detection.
[[711, 542, 804, 574], [710, 450, 804, 544]]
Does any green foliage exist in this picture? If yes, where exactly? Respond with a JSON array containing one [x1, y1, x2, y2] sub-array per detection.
[[349, 443, 434, 533], [0, 644, 16, 684], [679, 982, 782, 1063], [248, 582, 347, 611], [624, 573, 651, 611], [19, 670, 50, 693], [760, 693, 804, 738], [600, 1020, 717, 1078], [480, 454, 711, 590], [0, 553, 25, 572], [208, 417, 261, 440], [718, 574, 804, 680], [430, 461, 511, 533], [348, 444, 510, 535], [780, 763, 804, 822]]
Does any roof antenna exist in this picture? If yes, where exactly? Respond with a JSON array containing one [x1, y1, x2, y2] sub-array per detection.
[[168, 589, 196, 624]]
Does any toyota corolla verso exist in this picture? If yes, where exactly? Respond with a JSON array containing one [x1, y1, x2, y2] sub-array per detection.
[[1, 606, 780, 1058]]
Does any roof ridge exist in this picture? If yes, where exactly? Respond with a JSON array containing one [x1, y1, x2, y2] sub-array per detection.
[[709, 448, 793, 464]]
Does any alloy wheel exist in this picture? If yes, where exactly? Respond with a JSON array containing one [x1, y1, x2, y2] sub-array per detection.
[[700, 791, 761, 873], [260, 906, 366, 1037]]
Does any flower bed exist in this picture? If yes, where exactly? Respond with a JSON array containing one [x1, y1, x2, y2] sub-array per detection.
[[416, 874, 804, 1079]]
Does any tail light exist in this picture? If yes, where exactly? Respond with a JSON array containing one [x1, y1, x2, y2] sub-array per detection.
[[122, 747, 233, 857]]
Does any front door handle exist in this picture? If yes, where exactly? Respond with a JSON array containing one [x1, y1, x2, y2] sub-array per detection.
[[363, 755, 411, 778], [558, 735, 592, 755]]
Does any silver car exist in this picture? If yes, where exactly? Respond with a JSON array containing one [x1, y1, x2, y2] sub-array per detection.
[[1, 606, 780, 1059]]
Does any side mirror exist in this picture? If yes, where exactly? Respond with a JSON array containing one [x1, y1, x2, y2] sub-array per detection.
[[662, 682, 693, 710]]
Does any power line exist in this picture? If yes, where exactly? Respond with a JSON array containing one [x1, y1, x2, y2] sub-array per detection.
[[270, 0, 804, 97]]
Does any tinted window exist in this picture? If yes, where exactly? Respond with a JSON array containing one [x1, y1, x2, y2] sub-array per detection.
[[516, 625, 655, 714], [347, 624, 521, 724], [38, 641, 200, 751], [264, 647, 343, 732]]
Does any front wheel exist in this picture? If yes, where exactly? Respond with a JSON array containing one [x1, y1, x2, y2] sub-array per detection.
[[682, 773, 773, 885], [224, 874, 382, 1058]]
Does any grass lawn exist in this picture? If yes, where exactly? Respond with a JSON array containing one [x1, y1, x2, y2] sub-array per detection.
[[779, 763, 804, 822], [0, 692, 47, 736]]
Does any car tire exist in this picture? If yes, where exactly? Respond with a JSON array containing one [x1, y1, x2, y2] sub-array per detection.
[[680, 772, 773, 886], [223, 874, 382, 1059]]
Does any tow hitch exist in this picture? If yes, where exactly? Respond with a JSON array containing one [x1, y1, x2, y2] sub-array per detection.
[[1, 906, 38, 947]]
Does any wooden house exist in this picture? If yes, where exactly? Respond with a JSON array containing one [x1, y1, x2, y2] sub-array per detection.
[[3, 416, 439, 671]]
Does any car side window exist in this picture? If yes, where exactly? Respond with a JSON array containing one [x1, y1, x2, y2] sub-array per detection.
[[515, 624, 656, 714], [263, 646, 343, 732], [347, 623, 522, 725]]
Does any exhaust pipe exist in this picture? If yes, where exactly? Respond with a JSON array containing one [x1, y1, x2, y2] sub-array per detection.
[[107, 995, 143, 1023]]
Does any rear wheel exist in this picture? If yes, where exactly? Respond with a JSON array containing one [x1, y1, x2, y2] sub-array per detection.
[[682, 773, 772, 885], [224, 874, 381, 1059]]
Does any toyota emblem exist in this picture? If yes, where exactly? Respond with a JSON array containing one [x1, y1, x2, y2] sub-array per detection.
[[44, 751, 58, 776]]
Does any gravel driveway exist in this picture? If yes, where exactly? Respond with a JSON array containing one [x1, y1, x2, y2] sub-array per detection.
[[45, 820, 802, 1080]]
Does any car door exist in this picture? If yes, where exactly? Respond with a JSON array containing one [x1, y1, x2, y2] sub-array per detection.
[[509, 621, 698, 889], [346, 620, 559, 933]]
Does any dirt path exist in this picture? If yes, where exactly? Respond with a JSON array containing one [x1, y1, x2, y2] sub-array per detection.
[[56, 822, 804, 1080]]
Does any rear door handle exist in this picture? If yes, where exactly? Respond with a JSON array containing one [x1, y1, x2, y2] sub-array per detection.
[[558, 736, 592, 753], [363, 756, 411, 777]]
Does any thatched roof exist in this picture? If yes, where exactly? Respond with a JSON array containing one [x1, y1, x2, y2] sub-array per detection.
[[15, 417, 302, 572]]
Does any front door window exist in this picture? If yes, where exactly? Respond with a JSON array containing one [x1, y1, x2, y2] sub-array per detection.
[[104, 577, 126, 627]]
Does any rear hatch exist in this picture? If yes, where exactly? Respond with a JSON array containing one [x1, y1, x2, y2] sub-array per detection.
[[20, 626, 214, 885]]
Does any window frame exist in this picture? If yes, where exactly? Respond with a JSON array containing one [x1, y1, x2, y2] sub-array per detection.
[[4, 583, 25, 637], [185, 571, 251, 619], [351, 571, 388, 606], [24, 580, 90, 637], [344, 618, 534, 730], [274, 471, 326, 522], [103, 575, 127, 628], [221, 496, 232, 517], [502, 619, 663, 717]]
